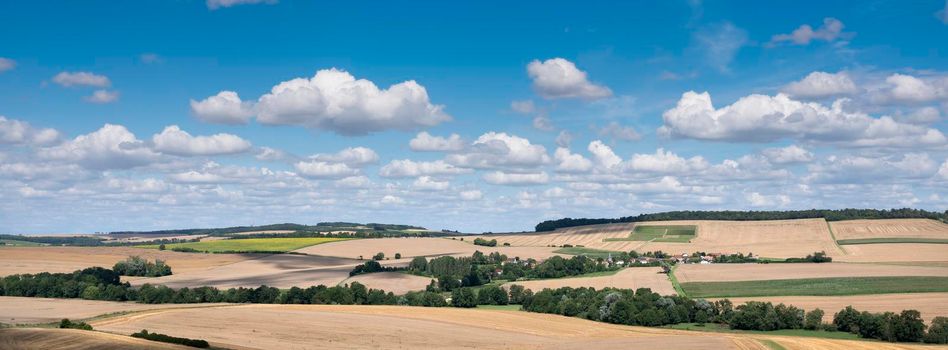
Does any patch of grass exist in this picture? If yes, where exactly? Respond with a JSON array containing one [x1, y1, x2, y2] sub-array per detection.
[[0, 239, 45, 247], [837, 238, 948, 245], [759, 339, 786, 350], [476, 304, 522, 311], [681, 276, 948, 298], [665, 323, 860, 340], [553, 247, 621, 259], [137, 237, 352, 253], [668, 264, 686, 297], [604, 225, 696, 243]]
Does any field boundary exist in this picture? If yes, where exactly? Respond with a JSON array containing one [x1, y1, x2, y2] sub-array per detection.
[[837, 238, 948, 245], [681, 276, 948, 298], [825, 220, 847, 255]]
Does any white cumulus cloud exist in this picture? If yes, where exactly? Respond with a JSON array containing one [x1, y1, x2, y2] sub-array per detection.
[[526, 58, 611, 100], [151, 125, 252, 156], [84, 89, 119, 104], [482, 171, 549, 186], [52, 71, 111, 88], [379, 159, 470, 178], [554, 147, 593, 173], [782, 71, 858, 99], [762, 145, 814, 164], [409, 132, 464, 152], [190, 91, 255, 125], [447, 132, 550, 169], [770, 18, 846, 45], [39, 124, 159, 170], [0, 116, 60, 145]]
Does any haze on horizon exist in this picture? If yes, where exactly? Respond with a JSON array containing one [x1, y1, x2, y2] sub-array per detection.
[[1, 0, 947, 234]]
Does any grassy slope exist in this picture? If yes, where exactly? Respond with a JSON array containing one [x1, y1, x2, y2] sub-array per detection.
[[604, 225, 696, 243], [665, 323, 859, 341], [553, 247, 621, 259], [138, 237, 352, 253], [681, 276, 948, 298], [0, 239, 45, 247], [837, 238, 948, 245]]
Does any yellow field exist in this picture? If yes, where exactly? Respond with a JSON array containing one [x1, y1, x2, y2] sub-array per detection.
[[139, 237, 351, 253], [0, 246, 253, 276], [720, 293, 948, 323], [295, 237, 562, 260], [0, 328, 188, 350], [675, 262, 948, 282], [830, 219, 948, 240], [505, 267, 676, 295]]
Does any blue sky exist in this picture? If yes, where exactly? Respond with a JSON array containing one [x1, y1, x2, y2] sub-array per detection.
[[1, 0, 947, 233]]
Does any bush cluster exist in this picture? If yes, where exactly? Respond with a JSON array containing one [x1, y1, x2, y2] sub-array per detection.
[[112, 256, 173, 277], [59, 318, 93, 330], [131, 329, 209, 348]]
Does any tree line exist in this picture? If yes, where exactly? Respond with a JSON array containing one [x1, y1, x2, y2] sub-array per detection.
[[534, 208, 948, 232], [112, 256, 172, 277]]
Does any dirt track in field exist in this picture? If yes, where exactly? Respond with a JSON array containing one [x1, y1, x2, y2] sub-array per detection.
[[0, 246, 254, 276], [675, 262, 948, 282], [720, 293, 948, 323], [505, 267, 676, 295], [829, 219, 948, 240]]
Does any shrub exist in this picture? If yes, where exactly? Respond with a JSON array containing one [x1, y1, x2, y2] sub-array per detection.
[[394, 253, 402, 259], [372, 252, 385, 261], [113, 256, 173, 277], [131, 329, 209, 348], [451, 287, 477, 308], [59, 318, 93, 330], [804, 308, 824, 330], [925, 317, 948, 344]]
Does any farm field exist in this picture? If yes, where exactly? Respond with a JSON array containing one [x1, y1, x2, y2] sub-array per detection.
[[0, 296, 223, 325], [478, 219, 843, 259], [130, 253, 368, 289], [837, 238, 948, 245], [721, 293, 948, 323], [680, 276, 948, 298], [554, 246, 621, 259], [0, 328, 187, 350], [0, 246, 253, 276], [295, 237, 562, 260], [138, 237, 351, 253], [674, 262, 948, 282], [829, 219, 948, 240], [505, 267, 677, 295], [833, 243, 948, 263], [340, 272, 433, 295], [605, 225, 697, 243]]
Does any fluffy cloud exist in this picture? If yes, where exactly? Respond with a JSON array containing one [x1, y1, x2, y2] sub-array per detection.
[[526, 58, 611, 100], [747, 192, 791, 207], [761, 145, 814, 164], [874, 74, 948, 104], [308, 147, 378, 166], [447, 132, 550, 169], [625, 148, 708, 173], [207, 0, 277, 10], [895, 107, 941, 124], [0, 57, 15, 73], [84, 90, 119, 104], [807, 153, 939, 183], [293, 160, 358, 179], [532, 115, 554, 132], [0, 116, 60, 145], [151, 125, 252, 156], [39, 124, 159, 169], [659, 91, 947, 147], [413, 176, 449, 191], [694, 22, 747, 72], [770, 18, 845, 45], [52, 71, 110, 88], [190, 91, 255, 125], [409, 132, 464, 152], [459, 189, 483, 201], [587, 141, 621, 169], [782, 71, 858, 99], [248, 68, 448, 135], [553, 147, 593, 173], [379, 159, 470, 178], [482, 171, 549, 186], [607, 176, 689, 193]]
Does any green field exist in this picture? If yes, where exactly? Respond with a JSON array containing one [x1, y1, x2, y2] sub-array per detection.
[[603, 225, 697, 243], [476, 304, 522, 311], [837, 238, 948, 245], [681, 276, 948, 298], [553, 247, 621, 259], [0, 239, 45, 247], [138, 237, 352, 253], [665, 323, 859, 341]]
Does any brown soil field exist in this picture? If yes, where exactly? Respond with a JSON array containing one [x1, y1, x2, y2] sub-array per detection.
[[0, 246, 254, 276], [834, 243, 948, 263], [505, 267, 676, 295], [232, 230, 296, 235], [341, 272, 433, 294], [130, 253, 367, 289], [830, 219, 948, 240], [0, 296, 223, 325], [87, 304, 943, 350], [477, 219, 842, 259], [295, 237, 562, 260], [0, 328, 188, 350], [675, 262, 948, 282], [720, 293, 948, 323]]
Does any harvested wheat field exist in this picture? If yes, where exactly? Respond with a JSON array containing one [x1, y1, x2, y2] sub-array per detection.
[[295, 237, 562, 260], [720, 293, 948, 323], [0, 328, 188, 350], [834, 243, 948, 263], [830, 219, 948, 240], [130, 254, 367, 289], [505, 267, 676, 295], [675, 263, 948, 283], [477, 219, 842, 259], [88, 304, 944, 350], [0, 246, 254, 276], [341, 272, 433, 294], [0, 296, 223, 325]]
